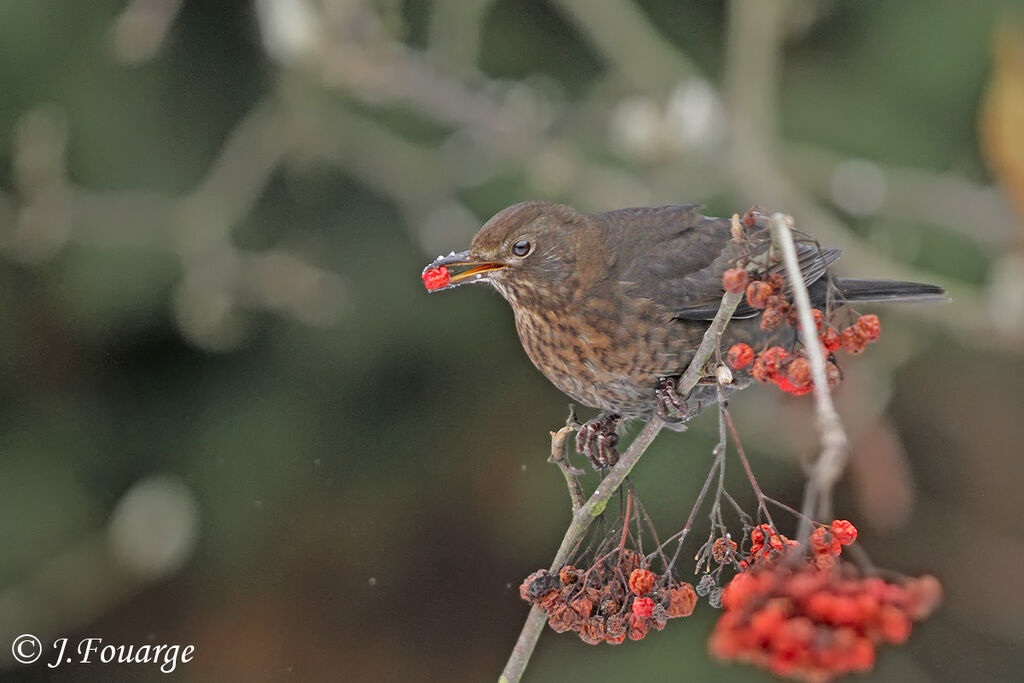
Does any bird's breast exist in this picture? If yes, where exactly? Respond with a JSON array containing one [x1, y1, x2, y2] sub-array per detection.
[[509, 292, 690, 416]]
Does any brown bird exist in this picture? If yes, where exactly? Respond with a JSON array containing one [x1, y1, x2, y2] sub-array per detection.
[[423, 202, 945, 468]]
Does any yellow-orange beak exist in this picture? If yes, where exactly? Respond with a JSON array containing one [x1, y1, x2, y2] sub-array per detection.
[[421, 250, 506, 292]]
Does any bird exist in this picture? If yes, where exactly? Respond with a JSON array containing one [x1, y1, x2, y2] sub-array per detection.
[[422, 201, 946, 468]]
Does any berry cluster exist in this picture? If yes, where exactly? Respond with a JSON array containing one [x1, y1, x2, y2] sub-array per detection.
[[709, 558, 942, 682], [725, 311, 882, 397], [738, 523, 801, 569], [727, 342, 838, 396], [519, 552, 697, 645], [809, 520, 859, 569], [721, 263, 885, 396]]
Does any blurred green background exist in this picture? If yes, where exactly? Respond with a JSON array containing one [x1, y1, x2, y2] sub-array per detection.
[[1, 1, 1023, 681]]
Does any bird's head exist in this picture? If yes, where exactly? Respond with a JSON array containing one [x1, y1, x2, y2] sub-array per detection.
[[422, 201, 595, 304]]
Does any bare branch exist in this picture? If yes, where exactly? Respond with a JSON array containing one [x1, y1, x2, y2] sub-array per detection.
[[769, 212, 850, 541]]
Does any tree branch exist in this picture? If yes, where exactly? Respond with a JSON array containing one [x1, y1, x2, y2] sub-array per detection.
[[498, 284, 743, 683]]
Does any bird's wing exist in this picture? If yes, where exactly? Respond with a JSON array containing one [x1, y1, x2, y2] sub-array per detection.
[[604, 205, 840, 320]]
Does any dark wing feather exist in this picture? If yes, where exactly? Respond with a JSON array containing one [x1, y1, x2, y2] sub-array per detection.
[[599, 205, 841, 321]]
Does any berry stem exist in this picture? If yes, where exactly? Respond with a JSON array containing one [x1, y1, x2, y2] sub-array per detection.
[[722, 407, 776, 530]]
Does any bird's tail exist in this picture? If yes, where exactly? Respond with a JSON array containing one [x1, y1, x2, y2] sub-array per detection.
[[833, 278, 948, 303]]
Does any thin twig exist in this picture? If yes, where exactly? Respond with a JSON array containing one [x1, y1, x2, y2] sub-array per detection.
[[662, 456, 720, 572], [722, 407, 775, 529], [547, 423, 585, 511]]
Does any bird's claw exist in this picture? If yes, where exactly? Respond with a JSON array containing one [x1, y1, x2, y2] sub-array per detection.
[[575, 413, 622, 469], [654, 376, 690, 421]]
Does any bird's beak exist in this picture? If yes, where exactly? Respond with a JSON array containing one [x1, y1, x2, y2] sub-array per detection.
[[421, 250, 507, 292]]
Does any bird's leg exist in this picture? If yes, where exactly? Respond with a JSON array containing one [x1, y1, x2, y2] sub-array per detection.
[[575, 412, 622, 469], [654, 376, 690, 421]]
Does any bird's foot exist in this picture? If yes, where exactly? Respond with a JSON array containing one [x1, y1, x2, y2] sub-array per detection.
[[575, 412, 622, 469], [654, 376, 691, 421]]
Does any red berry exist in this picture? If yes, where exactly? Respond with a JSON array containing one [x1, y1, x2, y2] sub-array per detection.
[[811, 308, 824, 332], [830, 520, 858, 546], [810, 527, 842, 556], [750, 604, 786, 641], [766, 272, 785, 292], [631, 596, 654, 618], [855, 314, 881, 342], [746, 281, 772, 309], [628, 568, 656, 595], [421, 266, 450, 290], [879, 605, 911, 644], [727, 343, 755, 370], [723, 267, 750, 294], [775, 373, 812, 396], [820, 327, 842, 352], [786, 357, 812, 389], [841, 326, 867, 354]]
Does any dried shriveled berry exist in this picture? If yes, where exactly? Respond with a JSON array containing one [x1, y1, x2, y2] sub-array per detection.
[[760, 306, 785, 331], [727, 343, 755, 370], [650, 604, 669, 631], [712, 537, 738, 563], [625, 613, 651, 640], [696, 574, 716, 597], [520, 570, 560, 602], [604, 615, 627, 644], [578, 616, 607, 645], [628, 568, 656, 596], [766, 272, 785, 292], [764, 294, 789, 313], [546, 601, 577, 633], [667, 582, 697, 618], [570, 597, 594, 619], [558, 565, 579, 584], [746, 281, 773, 309], [723, 267, 750, 294]]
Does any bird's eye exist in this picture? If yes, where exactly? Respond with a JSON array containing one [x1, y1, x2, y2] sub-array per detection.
[[512, 239, 532, 257]]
